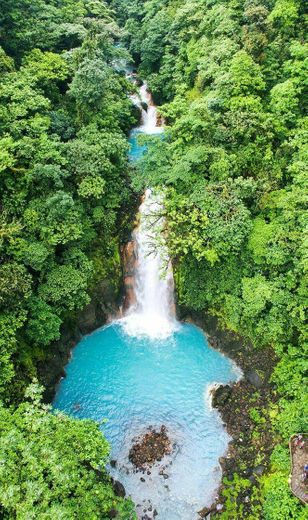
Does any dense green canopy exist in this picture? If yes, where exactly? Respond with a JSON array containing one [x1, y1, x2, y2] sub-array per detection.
[[0, 0, 137, 401], [0, 383, 135, 519], [0, 0, 137, 517]]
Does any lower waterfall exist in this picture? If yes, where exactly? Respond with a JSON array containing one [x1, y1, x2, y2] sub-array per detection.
[[122, 188, 177, 339]]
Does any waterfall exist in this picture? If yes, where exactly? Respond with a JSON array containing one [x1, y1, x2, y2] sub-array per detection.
[[122, 80, 176, 339], [139, 84, 164, 134], [123, 189, 177, 339], [129, 81, 164, 135]]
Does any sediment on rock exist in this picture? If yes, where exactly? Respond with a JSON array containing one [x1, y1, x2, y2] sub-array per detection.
[[129, 426, 172, 470], [121, 240, 137, 310]]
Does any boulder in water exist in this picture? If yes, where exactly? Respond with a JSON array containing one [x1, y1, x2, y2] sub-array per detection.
[[129, 426, 172, 470], [111, 478, 126, 498], [212, 384, 232, 408]]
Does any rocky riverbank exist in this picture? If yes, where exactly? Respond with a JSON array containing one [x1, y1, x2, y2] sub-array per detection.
[[178, 309, 278, 518], [37, 276, 122, 403]]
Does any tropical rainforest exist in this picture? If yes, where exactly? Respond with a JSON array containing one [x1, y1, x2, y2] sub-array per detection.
[[0, 0, 306, 519]]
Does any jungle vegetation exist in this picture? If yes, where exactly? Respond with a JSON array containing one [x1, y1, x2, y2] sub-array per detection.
[[0, 0, 306, 518], [0, 0, 137, 517]]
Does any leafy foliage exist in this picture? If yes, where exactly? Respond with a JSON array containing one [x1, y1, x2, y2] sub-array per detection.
[[0, 0, 307, 517], [0, 0, 137, 400], [0, 383, 136, 519], [0, 2, 138, 516]]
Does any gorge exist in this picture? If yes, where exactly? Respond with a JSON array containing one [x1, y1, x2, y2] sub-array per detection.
[[0, 1, 306, 519], [54, 81, 241, 519]]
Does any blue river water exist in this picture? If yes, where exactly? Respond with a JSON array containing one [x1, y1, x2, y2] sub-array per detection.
[[54, 322, 239, 519], [128, 129, 147, 161]]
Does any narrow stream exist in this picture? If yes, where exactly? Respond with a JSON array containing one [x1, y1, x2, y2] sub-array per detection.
[[53, 81, 240, 519]]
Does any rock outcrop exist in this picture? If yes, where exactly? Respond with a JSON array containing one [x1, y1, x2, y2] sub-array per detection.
[[129, 426, 172, 470], [121, 240, 137, 310]]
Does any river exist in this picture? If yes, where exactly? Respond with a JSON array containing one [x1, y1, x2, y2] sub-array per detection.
[[53, 79, 240, 520]]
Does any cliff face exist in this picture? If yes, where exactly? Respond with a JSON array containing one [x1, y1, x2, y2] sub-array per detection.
[[121, 240, 137, 311]]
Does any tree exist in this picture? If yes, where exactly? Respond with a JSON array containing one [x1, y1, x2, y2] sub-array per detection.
[[39, 264, 92, 313], [26, 298, 62, 346], [0, 382, 136, 519]]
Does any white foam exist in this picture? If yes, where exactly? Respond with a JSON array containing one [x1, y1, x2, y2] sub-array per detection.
[[121, 312, 178, 340], [130, 82, 164, 135]]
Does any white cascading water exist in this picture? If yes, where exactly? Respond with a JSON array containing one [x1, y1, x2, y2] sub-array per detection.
[[122, 82, 177, 339], [123, 189, 177, 339], [139, 84, 164, 134], [129, 82, 164, 136]]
